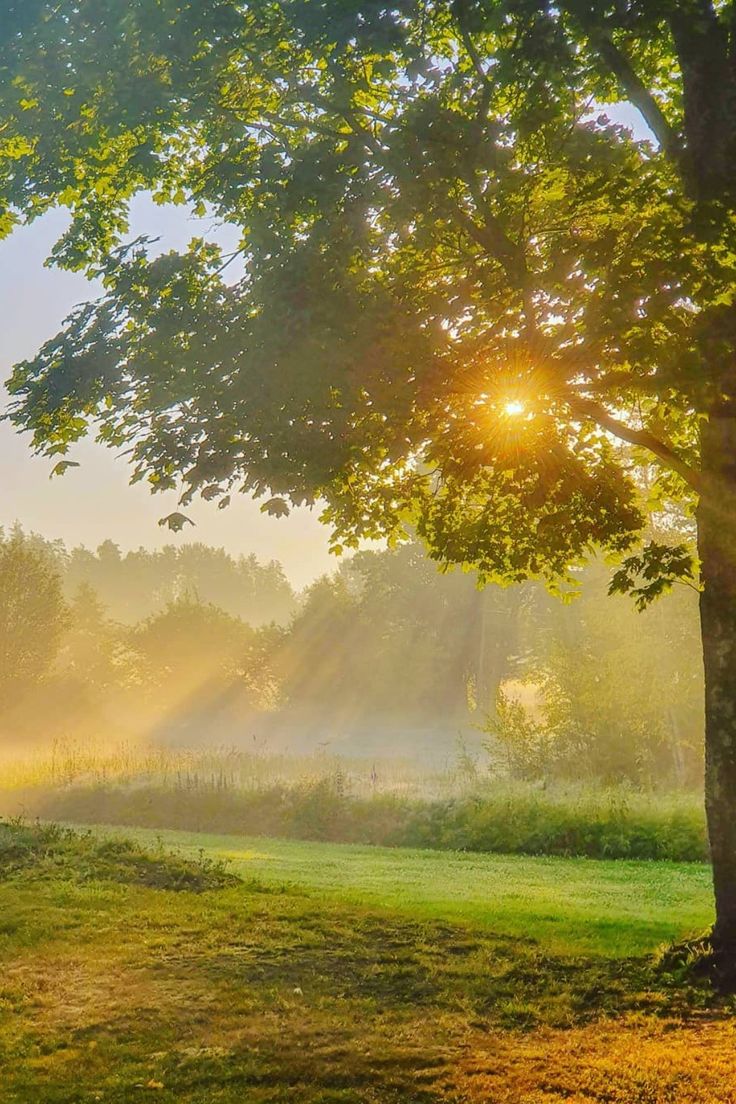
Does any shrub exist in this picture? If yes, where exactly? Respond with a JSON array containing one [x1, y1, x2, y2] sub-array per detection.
[[24, 779, 709, 863], [0, 818, 240, 891]]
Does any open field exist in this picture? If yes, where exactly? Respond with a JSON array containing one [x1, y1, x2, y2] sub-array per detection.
[[0, 821, 733, 1104], [72, 824, 715, 958]]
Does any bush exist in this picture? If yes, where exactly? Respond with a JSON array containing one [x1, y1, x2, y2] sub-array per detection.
[[0, 818, 240, 891], [24, 779, 709, 863]]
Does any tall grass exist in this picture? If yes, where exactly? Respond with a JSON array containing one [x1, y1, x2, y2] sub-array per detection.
[[0, 736, 473, 798], [0, 738, 707, 862]]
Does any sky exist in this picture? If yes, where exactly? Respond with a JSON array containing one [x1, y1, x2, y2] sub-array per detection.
[[0, 198, 336, 589]]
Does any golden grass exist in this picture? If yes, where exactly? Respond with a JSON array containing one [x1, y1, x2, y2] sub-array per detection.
[[456, 1018, 736, 1102]]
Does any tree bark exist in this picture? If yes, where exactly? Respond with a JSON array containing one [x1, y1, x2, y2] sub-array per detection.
[[698, 410, 736, 972]]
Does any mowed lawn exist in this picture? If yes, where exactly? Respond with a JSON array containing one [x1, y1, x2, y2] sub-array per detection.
[[81, 824, 714, 957], [2, 822, 735, 1104]]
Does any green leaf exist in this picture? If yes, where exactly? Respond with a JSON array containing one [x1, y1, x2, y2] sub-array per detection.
[[261, 498, 290, 518], [49, 460, 80, 478], [158, 512, 195, 533]]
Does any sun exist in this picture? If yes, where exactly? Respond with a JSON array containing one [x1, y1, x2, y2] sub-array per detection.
[[503, 399, 526, 417]]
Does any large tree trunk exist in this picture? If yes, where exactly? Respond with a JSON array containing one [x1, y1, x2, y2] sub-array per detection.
[[698, 411, 736, 970]]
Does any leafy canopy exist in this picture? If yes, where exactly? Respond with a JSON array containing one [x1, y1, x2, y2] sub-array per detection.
[[3, 1, 734, 590]]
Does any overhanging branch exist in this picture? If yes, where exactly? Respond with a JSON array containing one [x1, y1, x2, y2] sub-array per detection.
[[568, 395, 701, 492], [568, 11, 683, 163], [452, 0, 493, 91]]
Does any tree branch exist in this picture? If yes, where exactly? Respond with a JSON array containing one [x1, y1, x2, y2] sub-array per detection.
[[452, 0, 493, 91], [450, 201, 523, 273], [569, 12, 683, 162], [568, 395, 701, 492]]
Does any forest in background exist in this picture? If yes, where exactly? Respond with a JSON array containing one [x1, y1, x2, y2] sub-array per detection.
[[0, 523, 703, 788]]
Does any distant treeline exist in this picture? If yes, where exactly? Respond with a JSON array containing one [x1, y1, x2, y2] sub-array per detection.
[[0, 525, 704, 787], [5, 527, 296, 626]]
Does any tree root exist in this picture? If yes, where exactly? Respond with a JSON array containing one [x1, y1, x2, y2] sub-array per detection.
[[657, 929, 736, 993]]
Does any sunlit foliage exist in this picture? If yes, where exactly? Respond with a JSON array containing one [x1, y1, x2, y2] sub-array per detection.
[[4, 0, 727, 590]]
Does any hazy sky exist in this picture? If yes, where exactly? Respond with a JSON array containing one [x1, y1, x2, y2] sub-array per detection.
[[0, 199, 336, 589]]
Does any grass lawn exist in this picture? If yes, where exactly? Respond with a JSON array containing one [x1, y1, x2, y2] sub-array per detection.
[[1, 822, 733, 1104], [79, 823, 715, 957]]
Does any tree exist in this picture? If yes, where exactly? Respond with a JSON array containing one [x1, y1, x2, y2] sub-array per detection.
[[517, 557, 704, 785], [129, 593, 280, 712], [2, 1, 736, 967], [274, 543, 523, 731], [0, 530, 68, 703], [58, 581, 129, 692], [131, 596, 254, 689], [340, 544, 523, 720], [64, 541, 296, 624]]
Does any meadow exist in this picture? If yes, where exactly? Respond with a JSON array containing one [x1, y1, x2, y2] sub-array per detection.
[[0, 819, 732, 1104], [0, 739, 709, 862], [73, 823, 714, 957]]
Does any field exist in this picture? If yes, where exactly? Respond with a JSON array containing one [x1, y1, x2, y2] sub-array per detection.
[[2, 821, 735, 1104], [79, 824, 714, 957], [0, 739, 710, 862]]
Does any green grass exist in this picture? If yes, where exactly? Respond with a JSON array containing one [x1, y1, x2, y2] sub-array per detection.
[[69, 823, 715, 958], [1, 821, 732, 1104], [30, 778, 709, 861]]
